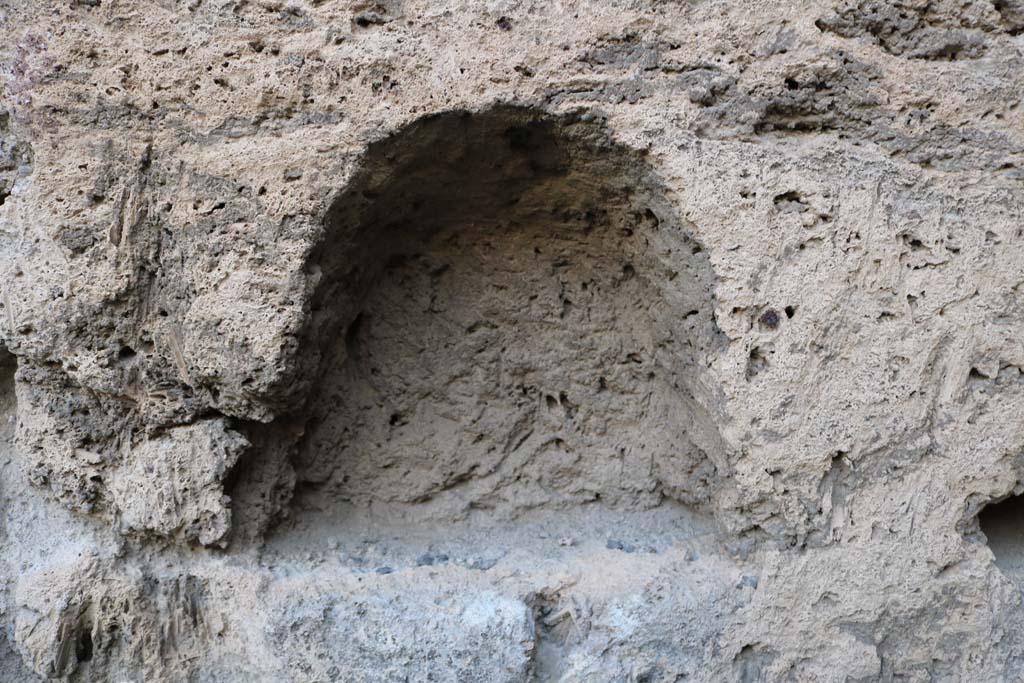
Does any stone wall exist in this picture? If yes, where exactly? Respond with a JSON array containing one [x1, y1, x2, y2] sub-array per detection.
[[1, 1, 1024, 680]]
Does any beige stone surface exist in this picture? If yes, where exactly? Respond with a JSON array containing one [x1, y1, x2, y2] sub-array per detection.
[[1, 0, 1024, 680]]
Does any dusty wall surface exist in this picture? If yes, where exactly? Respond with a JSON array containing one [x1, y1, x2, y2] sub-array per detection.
[[0, 0, 1023, 681]]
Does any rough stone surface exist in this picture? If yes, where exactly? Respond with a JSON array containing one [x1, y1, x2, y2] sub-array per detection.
[[0, 0, 1023, 681]]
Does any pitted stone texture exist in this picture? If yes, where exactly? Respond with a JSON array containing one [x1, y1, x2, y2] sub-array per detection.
[[16, 368, 246, 545], [107, 420, 245, 545], [0, 0, 1023, 681]]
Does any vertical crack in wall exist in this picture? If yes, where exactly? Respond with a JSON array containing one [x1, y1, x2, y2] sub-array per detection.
[[0, 349, 43, 682], [0, 349, 23, 673]]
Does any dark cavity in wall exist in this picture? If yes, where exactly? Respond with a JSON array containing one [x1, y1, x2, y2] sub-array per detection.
[[273, 105, 728, 528], [980, 493, 1024, 579], [0, 349, 14, 432]]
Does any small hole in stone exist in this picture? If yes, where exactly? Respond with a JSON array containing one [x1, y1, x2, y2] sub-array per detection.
[[746, 345, 771, 380], [76, 629, 93, 663]]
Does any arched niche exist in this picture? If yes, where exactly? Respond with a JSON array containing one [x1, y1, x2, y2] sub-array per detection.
[[291, 105, 727, 523]]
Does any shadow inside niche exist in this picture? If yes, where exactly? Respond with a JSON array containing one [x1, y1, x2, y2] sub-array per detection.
[[980, 493, 1024, 579], [0, 349, 15, 457], [266, 105, 729, 547]]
